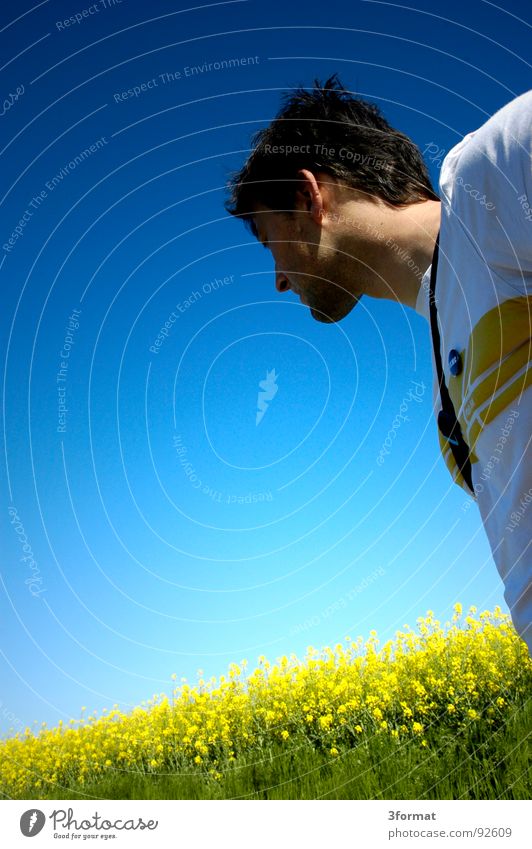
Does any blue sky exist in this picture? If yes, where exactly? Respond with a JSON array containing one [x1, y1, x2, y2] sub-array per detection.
[[1, 0, 530, 735]]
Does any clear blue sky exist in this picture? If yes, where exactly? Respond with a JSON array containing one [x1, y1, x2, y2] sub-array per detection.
[[1, 0, 530, 735]]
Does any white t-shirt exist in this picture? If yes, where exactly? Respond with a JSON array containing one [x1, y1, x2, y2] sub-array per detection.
[[416, 90, 532, 651]]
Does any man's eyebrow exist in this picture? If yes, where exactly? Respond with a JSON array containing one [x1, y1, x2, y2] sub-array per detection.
[[249, 219, 267, 247]]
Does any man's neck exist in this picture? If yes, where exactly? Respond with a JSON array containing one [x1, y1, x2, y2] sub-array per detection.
[[382, 199, 441, 308]]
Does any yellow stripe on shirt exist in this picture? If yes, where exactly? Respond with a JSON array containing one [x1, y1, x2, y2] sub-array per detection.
[[439, 296, 531, 489]]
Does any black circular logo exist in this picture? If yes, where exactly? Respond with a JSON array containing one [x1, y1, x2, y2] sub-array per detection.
[[20, 809, 46, 837]]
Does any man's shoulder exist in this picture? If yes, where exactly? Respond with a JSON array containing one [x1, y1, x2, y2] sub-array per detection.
[[440, 90, 532, 203], [438, 91, 532, 281]]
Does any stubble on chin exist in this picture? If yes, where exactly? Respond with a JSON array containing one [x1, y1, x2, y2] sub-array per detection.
[[311, 308, 335, 323], [310, 296, 360, 324]]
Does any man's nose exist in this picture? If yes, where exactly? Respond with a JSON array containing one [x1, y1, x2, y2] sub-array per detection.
[[275, 269, 290, 292]]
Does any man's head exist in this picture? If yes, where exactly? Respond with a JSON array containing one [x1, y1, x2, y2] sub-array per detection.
[[226, 75, 440, 321]]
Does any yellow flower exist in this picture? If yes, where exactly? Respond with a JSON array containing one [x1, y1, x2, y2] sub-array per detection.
[[0, 605, 527, 800]]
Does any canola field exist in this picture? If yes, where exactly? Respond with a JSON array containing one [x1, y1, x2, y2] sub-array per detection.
[[1, 605, 531, 800]]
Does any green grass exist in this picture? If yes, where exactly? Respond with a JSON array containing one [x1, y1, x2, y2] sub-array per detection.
[[23, 698, 531, 801]]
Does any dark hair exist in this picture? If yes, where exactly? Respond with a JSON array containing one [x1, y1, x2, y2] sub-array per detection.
[[225, 74, 438, 234]]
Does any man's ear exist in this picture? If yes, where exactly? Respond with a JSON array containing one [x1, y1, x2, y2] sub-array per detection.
[[294, 169, 325, 224]]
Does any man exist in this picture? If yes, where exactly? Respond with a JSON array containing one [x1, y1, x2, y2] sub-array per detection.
[[225, 76, 531, 652]]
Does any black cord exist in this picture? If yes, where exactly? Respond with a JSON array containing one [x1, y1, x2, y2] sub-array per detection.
[[429, 234, 474, 494]]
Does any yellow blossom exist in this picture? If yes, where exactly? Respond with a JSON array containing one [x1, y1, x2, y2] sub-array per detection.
[[0, 606, 529, 799]]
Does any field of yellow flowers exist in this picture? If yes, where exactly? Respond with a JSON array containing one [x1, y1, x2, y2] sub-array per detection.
[[1, 605, 531, 800]]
